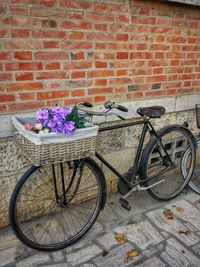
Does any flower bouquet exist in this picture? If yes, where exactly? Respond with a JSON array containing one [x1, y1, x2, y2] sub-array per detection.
[[24, 106, 87, 135], [12, 105, 99, 166]]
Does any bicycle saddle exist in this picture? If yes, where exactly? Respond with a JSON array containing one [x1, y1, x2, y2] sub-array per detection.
[[137, 106, 165, 118]]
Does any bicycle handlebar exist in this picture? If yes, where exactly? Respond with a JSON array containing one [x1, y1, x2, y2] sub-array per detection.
[[76, 101, 128, 120]]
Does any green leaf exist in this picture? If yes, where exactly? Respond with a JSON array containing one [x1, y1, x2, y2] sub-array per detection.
[[68, 106, 79, 128]]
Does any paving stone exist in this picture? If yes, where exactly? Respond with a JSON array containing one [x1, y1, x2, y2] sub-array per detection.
[[161, 231, 169, 238], [80, 264, 96, 267], [16, 253, 51, 267], [92, 243, 143, 267], [0, 229, 20, 250], [143, 246, 158, 257], [51, 251, 65, 262], [66, 244, 101, 266], [114, 220, 163, 250], [135, 256, 166, 267], [161, 238, 200, 267], [96, 232, 118, 250], [0, 247, 19, 266], [192, 242, 200, 254], [165, 200, 200, 231], [146, 204, 200, 246], [184, 191, 200, 203], [46, 264, 69, 267]]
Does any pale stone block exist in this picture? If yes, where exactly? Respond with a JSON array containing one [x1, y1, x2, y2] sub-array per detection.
[[16, 253, 50, 267], [161, 238, 200, 267], [135, 256, 166, 267], [93, 243, 143, 267], [66, 244, 101, 266], [114, 220, 163, 250], [96, 232, 118, 250]]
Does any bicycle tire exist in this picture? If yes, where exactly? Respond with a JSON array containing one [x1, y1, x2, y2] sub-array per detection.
[[182, 139, 200, 194], [140, 125, 196, 201], [9, 158, 105, 251]]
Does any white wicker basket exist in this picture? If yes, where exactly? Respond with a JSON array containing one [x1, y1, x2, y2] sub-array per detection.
[[12, 115, 99, 166]]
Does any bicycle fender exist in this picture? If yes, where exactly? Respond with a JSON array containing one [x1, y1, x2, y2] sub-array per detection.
[[87, 157, 107, 210]]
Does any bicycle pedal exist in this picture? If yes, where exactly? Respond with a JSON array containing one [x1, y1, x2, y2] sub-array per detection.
[[119, 198, 131, 211]]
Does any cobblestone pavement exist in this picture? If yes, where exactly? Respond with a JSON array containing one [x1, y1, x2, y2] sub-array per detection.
[[1, 189, 200, 267]]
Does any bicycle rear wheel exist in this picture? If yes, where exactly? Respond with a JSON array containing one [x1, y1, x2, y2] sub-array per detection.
[[9, 158, 105, 251], [140, 125, 196, 201], [182, 139, 200, 194]]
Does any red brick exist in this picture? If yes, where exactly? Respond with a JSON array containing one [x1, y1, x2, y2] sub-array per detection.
[[5, 41, 42, 50], [86, 12, 115, 22], [115, 87, 126, 93], [43, 41, 60, 49], [64, 97, 94, 106], [60, 0, 92, 10], [0, 52, 9, 60], [35, 52, 68, 60], [68, 11, 84, 20], [32, 30, 66, 39], [71, 89, 85, 97], [89, 70, 114, 78], [95, 79, 107, 86], [147, 76, 167, 83], [70, 52, 85, 60], [117, 34, 129, 42], [60, 21, 92, 30], [9, 5, 29, 15], [36, 72, 69, 80], [153, 68, 163, 75], [150, 44, 170, 50], [37, 90, 69, 100], [94, 95, 106, 102], [7, 82, 43, 92], [19, 92, 36, 101], [0, 104, 6, 112], [11, 29, 29, 38], [95, 61, 107, 68], [16, 72, 34, 81], [70, 32, 85, 40], [31, 7, 64, 18], [14, 52, 32, 60], [116, 70, 127, 76], [168, 37, 186, 43], [44, 62, 60, 70], [95, 24, 107, 31], [117, 52, 129, 60], [88, 88, 113, 95], [145, 90, 166, 98], [63, 61, 92, 70], [62, 42, 93, 50], [8, 102, 45, 112], [167, 89, 176, 95], [137, 44, 148, 50], [0, 73, 12, 82], [0, 29, 9, 38], [71, 71, 85, 79], [5, 62, 42, 71], [0, 94, 15, 103]]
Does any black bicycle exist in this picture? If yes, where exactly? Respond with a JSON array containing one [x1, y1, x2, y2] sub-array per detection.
[[9, 101, 196, 251]]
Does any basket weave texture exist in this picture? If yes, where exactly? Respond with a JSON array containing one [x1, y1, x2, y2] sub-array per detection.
[[12, 115, 98, 166], [196, 104, 200, 129]]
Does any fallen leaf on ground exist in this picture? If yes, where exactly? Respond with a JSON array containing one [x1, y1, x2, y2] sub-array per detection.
[[114, 232, 127, 244], [176, 206, 184, 213], [101, 250, 108, 257], [125, 248, 139, 262], [178, 229, 191, 235], [163, 209, 174, 220]]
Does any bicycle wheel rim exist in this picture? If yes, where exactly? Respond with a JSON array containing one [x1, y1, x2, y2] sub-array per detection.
[[144, 126, 195, 200], [10, 160, 103, 251], [182, 139, 200, 194]]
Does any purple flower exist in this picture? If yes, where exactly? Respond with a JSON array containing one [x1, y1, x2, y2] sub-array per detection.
[[36, 108, 49, 126], [62, 121, 75, 134]]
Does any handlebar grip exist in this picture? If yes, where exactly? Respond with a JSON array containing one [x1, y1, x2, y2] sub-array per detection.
[[117, 105, 128, 112], [83, 102, 93, 107]]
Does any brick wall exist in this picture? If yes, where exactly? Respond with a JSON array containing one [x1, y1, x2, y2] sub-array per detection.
[[0, 0, 200, 114]]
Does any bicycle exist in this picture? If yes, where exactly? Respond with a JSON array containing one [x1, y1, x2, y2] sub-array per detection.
[[9, 101, 196, 251], [181, 104, 200, 194]]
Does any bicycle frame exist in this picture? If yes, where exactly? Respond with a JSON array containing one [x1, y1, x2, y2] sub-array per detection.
[[95, 117, 173, 187]]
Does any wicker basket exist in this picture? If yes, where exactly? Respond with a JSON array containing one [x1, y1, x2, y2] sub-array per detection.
[[12, 115, 99, 166], [196, 104, 200, 129]]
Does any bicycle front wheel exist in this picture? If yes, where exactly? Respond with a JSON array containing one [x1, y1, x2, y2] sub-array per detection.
[[140, 125, 196, 201], [182, 139, 200, 194], [9, 158, 105, 251]]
